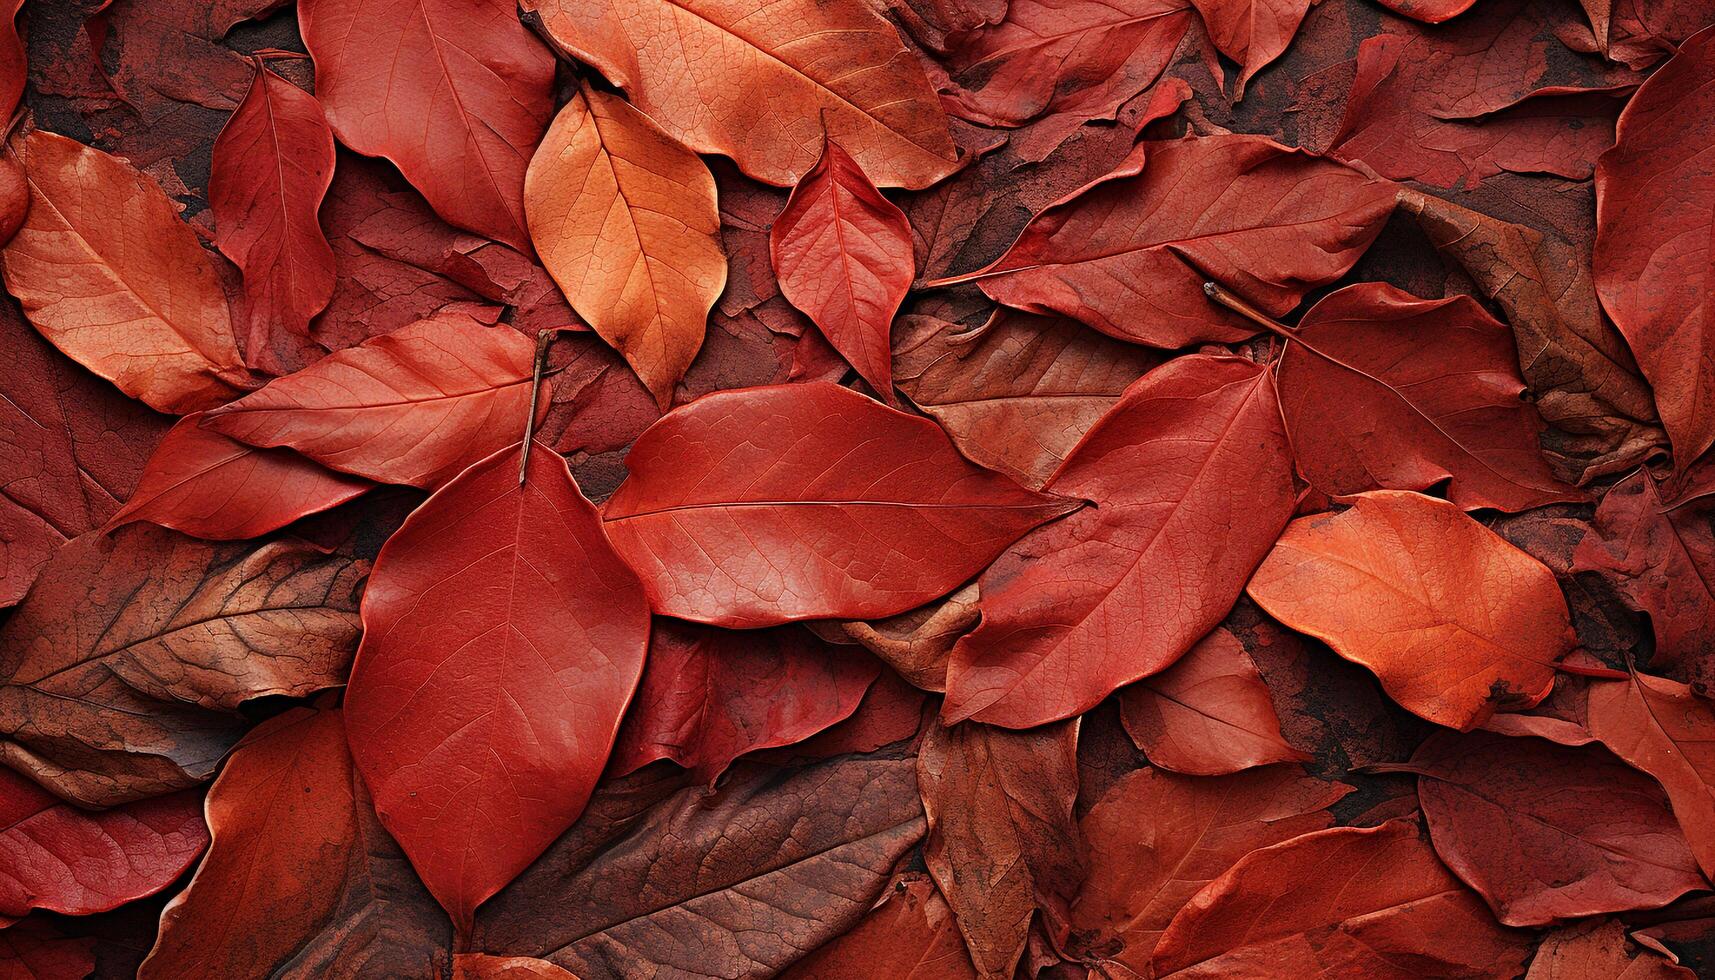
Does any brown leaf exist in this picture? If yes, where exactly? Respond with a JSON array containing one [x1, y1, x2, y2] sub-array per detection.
[[918, 717, 1081, 979], [781, 874, 978, 979], [834, 582, 980, 692], [0, 525, 365, 805]]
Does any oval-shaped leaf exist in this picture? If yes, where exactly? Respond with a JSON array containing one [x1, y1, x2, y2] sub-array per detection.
[[1279, 282, 1580, 512], [771, 136, 912, 402], [524, 83, 723, 408], [1247, 490, 1573, 730], [108, 413, 372, 541], [202, 311, 546, 488], [523, 0, 958, 189], [602, 382, 1078, 626], [0, 130, 250, 413], [210, 64, 337, 373], [345, 440, 651, 933], [298, 0, 555, 251], [943, 355, 1295, 728]]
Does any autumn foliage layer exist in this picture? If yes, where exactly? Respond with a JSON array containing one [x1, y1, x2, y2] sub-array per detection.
[[2, 0, 1715, 977]]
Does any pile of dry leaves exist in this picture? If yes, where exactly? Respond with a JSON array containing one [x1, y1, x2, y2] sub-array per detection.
[[3, 0, 1715, 977]]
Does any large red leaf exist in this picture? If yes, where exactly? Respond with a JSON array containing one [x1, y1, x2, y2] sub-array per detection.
[[1150, 820, 1534, 978], [1587, 670, 1715, 881], [1278, 281, 1580, 511], [950, 135, 1396, 348], [918, 716, 1081, 980], [345, 440, 651, 933], [0, 130, 253, 413], [1247, 490, 1574, 730], [1117, 627, 1305, 775], [1388, 731, 1703, 926], [0, 524, 365, 806], [0, 767, 205, 918], [108, 413, 372, 541], [1575, 470, 1715, 687], [0, 299, 168, 608], [943, 355, 1295, 728], [298, 0, 555, 251], [1070, 765, 1350, 973], [473, 754, 926, 978], [1595, 26, 1715, 467], [892, 311, 1162, 489], [610, 620, 879, 784], [202, 311, 547, 488], [141, 704, 452, 979], [521, 0, 957, 189], [209, 64, 337, 374], [601, 383, 1077, 626], [780, 873, 978, 979], [771, 136, 912, 403]]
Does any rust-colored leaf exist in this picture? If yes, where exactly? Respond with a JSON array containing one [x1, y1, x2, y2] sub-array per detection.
[[781, 873, 978, 979]]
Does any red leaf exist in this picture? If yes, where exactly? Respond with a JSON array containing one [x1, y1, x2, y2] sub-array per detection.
[[0, 918, 95, 980], [454, 955, 578, 980], [610, 621, 880, 784], [602, 383, 1077, 626], [953, 134, 1396, 347], [1595, 26, 1715, 466], [1279, 281, 1580, 511], [298, 0, 555, 251], [0, 300, 168, 608], [108, 413, 372, 540], [780, 874, 978, 979], [210, 64, 337, 374], [1396, 731, 1703, 926], [0, 130, 254, 414], [1526, 918, 1696, 980], [0, 767, 205, 918], [1190, 0, 1314, 97], [345, 440, 651, 933], [1150, 820, 1534, 978], [1373, 0, 1480, 21], [771, 136, 913, 403], [1070, 765, 1349, 972], [943, 355, 1295, 728], [1118, 627, 1306, 775], [202, 311, 547, 488], [1247, 490, 1574, 730]]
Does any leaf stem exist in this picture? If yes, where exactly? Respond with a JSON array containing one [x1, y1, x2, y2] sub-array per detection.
[[518, 329, 556, 486], [1202, 281, 1296, 342]]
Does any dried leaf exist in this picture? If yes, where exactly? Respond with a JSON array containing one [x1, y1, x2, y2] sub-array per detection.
[[781, 874, 978, 979], [1526, 918, 1696, 980]]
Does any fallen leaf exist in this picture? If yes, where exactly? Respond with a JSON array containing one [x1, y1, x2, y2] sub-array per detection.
[[1247, 490, 1574, 730], [1070, 765, 1350, 973], [944, 355, 1295, 728], [523, 0, 958, 189], [454, 954, 579, 979], [1397, 188, 1663, 485], [1191, 0, 1314, 97], [0, 524, 365, 806], [209, 63, 336, 374], [892, 310, 1163, 489], [1374, 0, 1480, 22], [0, 766, 205, 918], [153, 702, 452, 979], [833, 582, 981, 692], [202, 310, 546, 488], [602, 382, 1077, 626], [474, 753, 927, 978], [771, 135, 912, 402], [298, 0, 555, 250], [1277, 280, 1581, 511], [0, 130, 252, 413], [1586, 669, 1715, 881], [942, 0, 1194, 127], [1150, 820, 1534, 979], [610, 620, 879, 784], [1118, 627, 1306, 775], [957, 134, 1396, 347], [1594, 25, 1715, 468], [1382, 730, 1703, 927], [0, 298, 168, 607], [780, 873, 978, 979], [108, 413, 372, 541], [524, 83, 724, 408], [918, 716, 1081, 980], [1526, 918, 1697, 979], [0, 918, 96, 980], [345, 440, 651, 934]]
